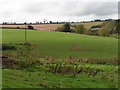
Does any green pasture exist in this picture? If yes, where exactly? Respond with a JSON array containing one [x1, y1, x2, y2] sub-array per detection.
[[2, 28, 119, 88], [2, 28, 118, 58], [72, 21, 103, 29]]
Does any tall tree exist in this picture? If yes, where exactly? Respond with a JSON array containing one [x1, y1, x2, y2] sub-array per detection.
[[62, 23, 71, 32]]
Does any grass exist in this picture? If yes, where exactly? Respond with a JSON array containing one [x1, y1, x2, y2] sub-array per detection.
[[72, 21, 103, 29], [2, 61, 118, 88], [2, 28, 118, 58], [1, 28, 119, 88], [2, 70, 117, 88]]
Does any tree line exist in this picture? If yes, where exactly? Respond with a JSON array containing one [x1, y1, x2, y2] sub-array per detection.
[[56, 20, 120, 38]]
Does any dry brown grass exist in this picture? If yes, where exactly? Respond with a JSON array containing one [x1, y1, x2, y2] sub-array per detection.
[[46, 63, 102, 77]]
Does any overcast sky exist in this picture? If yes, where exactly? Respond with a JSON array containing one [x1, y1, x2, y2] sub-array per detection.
[[0, 0, 119, 23]]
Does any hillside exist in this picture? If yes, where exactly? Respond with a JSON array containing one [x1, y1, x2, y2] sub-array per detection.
[[2, 28, 118, 58], [1, 21, 103, 31], [2, 28, 118, 88]]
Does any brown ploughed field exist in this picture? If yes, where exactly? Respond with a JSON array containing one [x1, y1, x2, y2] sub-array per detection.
[[1, 24, 63, 30]]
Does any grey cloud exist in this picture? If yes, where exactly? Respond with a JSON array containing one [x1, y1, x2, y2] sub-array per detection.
[[23, 2, 60, 14], [0, 0, 118, 22], [90, 2, 117, 16], [22, 2, 117, 17], [61, 2, 118, 16]]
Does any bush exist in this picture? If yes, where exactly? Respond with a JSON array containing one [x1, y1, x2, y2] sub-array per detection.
[[98, 21, 116, 37], [75, 24, 85, 34], [115, 20, 120, 33], [55, 27, 63, 32], [71, 25, 76, 28], [98, 29, 110, 37], [112, 34, 120, 39], [27, 25, 34, 29], [91, 25, 102, 28], [84, 29, 91, 35], [16, 27, 20, 29], [2, 44, 16, 50], [62, 23, 71, 32], [91, 30, 99, 36], [56, 23, 72, 32]]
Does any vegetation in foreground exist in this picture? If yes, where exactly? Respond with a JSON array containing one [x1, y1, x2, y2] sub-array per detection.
[[2, 46, 119, 88]]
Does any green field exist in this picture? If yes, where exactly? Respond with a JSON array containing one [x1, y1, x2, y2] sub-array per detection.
[[72, 21, 103, 29], [2, 28, 119, 88], [2, 28, 118, 58]]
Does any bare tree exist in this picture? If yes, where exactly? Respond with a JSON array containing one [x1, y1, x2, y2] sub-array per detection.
[[43, 19, 47, 24]]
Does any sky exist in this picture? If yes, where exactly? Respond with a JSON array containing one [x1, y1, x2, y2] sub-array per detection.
[[0, 0, 119, 23]]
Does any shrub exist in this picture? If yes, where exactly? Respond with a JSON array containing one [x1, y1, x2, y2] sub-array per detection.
[[91, 25, 102, 28], [16, 27, 20, 29], [62, 23, 71, 32], [115, 20, 120, 33], [56, 23, 72, 32], [91, 30, 99, 36], [2, 44, 16, 50], [71, 25, 76, 28], [98, 21, 116, 37], [75, 24, 85, 34], [27, 25, 34, 29], [84, 29, 91, 35], [98, 29, 110, 37], [55, 27, 63, 32]]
